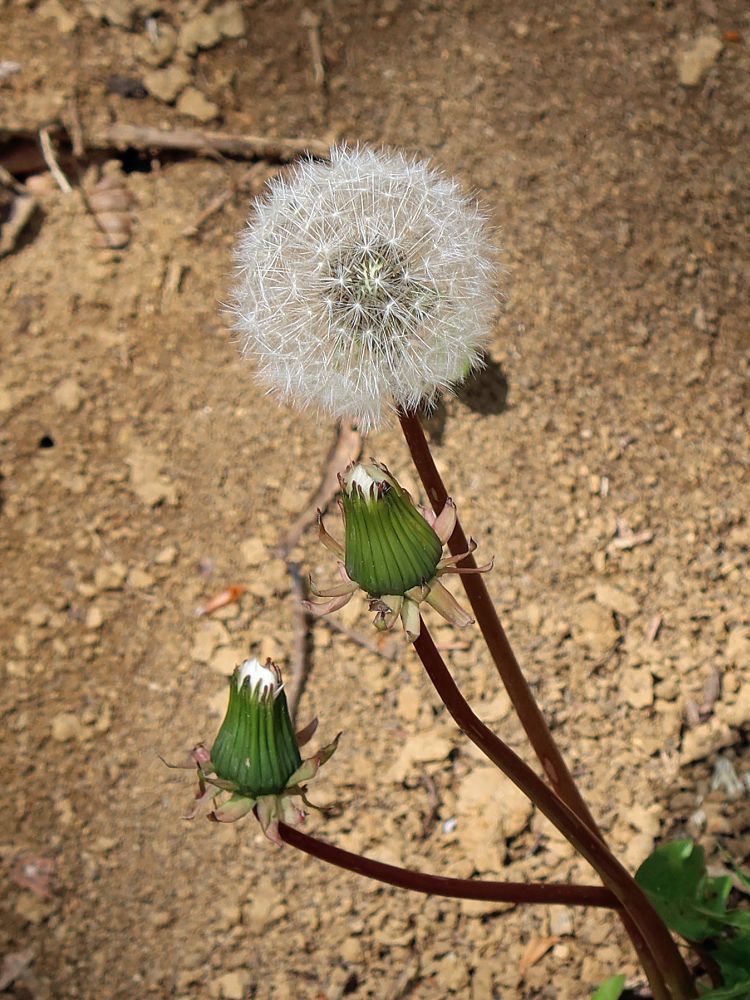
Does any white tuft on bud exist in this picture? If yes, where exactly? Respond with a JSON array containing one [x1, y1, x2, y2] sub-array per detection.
[[233, 145, 499, 432], [342, 462, 386, 498], [237, 658, 280, 698]]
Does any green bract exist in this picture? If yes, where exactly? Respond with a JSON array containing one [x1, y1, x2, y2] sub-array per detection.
[[211, 663, 302, 798], [342, 464, 443, 597], [305, 460, 493, 641]]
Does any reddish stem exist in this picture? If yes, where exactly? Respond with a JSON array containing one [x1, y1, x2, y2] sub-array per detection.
[[398, 407, 695, 1000], [398, 407, 599, 832], [412, 620, 695, 1000], [278, 822, 618, 908]]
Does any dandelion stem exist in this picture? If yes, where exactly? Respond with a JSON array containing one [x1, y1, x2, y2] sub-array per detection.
[[397, 409, 695, 999], [278, 822, 618, 909], [412, 619, 695, 1000], [398, 407, 600, 829]]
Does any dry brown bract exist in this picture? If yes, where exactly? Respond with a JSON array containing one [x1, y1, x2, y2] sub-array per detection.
[[82, 161, 136, 250]]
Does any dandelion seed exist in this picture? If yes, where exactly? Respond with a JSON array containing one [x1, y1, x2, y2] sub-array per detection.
[[233, 146, 498, 431]]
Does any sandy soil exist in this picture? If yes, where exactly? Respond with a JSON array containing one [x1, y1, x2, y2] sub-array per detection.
[[1, 1, 749, 998]]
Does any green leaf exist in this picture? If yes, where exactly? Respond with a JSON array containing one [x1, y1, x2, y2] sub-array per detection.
[[712, 931, 750, 987], [698, 980, 750, 999], [697, 875, 736, 927], [722, 851, 750, 897], [637, 839, 750, 989], [591, 974, 626, 1000], [635, 840, 731, 941], [705, 910, 750, 932]]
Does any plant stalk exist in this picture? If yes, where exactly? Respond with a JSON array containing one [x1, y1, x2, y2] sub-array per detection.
[[413, 621, 695, 1000], [279, 822, 618, 908], [398, 407, 599, 830], [398, 407, 694, 999]]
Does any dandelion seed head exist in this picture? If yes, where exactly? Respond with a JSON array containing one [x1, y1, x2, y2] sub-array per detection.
[[233, 145, 498, 431]]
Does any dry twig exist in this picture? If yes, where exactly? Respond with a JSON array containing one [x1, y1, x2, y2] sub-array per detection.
[[286, 560, 311, 721], [700, 667, 722, 717], [644, 613, 662, 643], [608, 518, 654, 552], [160, 259, 186, 310], [104, 123, 331, 161], [0, 165, 25, 193], [38, 126, 73, 193], [181, 161, 275, 238], [0, 949, 35, 992], [320, 617, 400, 661], [0, 191, 38, 258], [181, 186, 235, 239], [277, 421, 362, 559], [418, 767, 441, 837], [65, 94, 85, 157], [301, 8, 326, 89]]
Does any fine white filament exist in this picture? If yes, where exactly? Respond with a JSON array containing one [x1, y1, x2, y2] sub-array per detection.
[[233, 146, 497, 432]]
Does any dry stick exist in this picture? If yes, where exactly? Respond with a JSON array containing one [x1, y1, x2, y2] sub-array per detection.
[[301, 8, 326, 90], [0, 193, 38, 258], [180, 185, 236, 239], [38, 127, 73, 193], [397, 409, 691, 999], [277, 421, 362, 560], [321, 617, 400, 661], [413, 622, 695, 1000], [286, 561, 312, 722], [103, 123, 331, 162], [278, 822, 618, 910], [181, 161, 275, 239]]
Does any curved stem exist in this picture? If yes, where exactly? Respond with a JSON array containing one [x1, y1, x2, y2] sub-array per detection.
[[278, 822, 618, 909], [413, 621, 695, 1000], [398, 408, 695, 1000], [399, 407, 599, 830]]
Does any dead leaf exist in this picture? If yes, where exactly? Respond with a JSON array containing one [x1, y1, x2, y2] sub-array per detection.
[[0, 947, 35, 990], [519, 935, 559, 976], [10, 853, 55, 897], [196, 584, 246, 616]]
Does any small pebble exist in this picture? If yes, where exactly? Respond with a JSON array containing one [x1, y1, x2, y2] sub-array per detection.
[[143, 65, 190, 104], [51, 712, 85, 742], [53, 378, 83, 412], [85, 606, 104, 630], [176, 86, 219, 122]]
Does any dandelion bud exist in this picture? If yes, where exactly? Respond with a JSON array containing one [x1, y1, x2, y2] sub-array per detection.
[[233, 146, 498, 431], [341, 462, 442, 598], [305, 460, 494, 641], [211, 659, 302, 798], [166, 657, 339, 844]]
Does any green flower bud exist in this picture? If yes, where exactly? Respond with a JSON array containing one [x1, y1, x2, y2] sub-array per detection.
[[211, 659, 302, 798], [341, 462, 443, 598]]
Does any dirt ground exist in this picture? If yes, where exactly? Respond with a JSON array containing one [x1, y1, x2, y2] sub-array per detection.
[[2, 1, 749, 998]]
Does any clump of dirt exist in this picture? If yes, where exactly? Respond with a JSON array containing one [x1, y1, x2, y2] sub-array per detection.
[[1, 1, 749, 998]]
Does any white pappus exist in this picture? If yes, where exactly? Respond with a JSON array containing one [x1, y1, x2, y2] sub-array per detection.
[[232, 145, 499, 432]]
